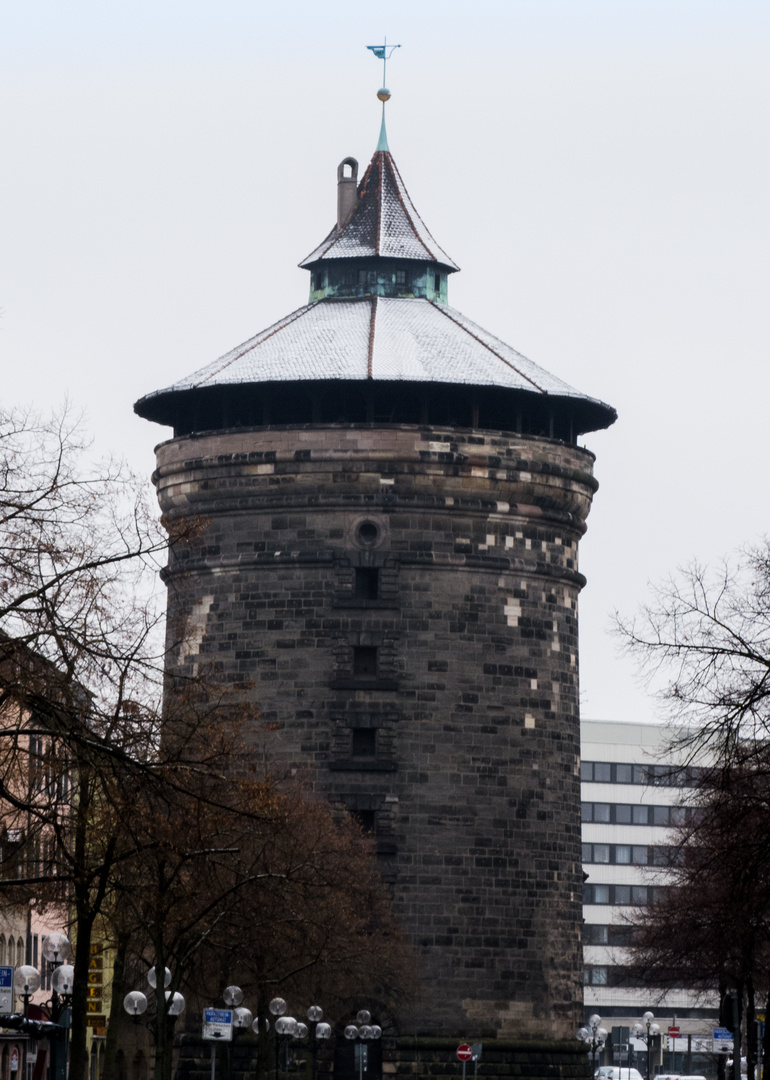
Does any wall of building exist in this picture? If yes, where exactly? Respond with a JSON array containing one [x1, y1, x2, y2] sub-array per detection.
[[580, 720, 718, 1049], [154, 419, 600, 1038]]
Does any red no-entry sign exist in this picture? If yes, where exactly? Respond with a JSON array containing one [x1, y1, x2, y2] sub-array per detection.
[[457, 1045, 473, 1061], [668, 1027, 681, 1038]]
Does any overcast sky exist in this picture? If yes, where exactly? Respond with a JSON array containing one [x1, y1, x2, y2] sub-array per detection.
[[3, 0, 769, 725]]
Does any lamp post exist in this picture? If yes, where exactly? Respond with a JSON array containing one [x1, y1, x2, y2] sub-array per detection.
[[274, 1013, 299, 1080], [123, 964, 185, 1080], [577, 1013, 608, 1074], [344, 1010, 383, 1080], [305, 1005, 332, 1080], [632, 1011, 661, 1080], [13, 966, 41, 1019], [13, 932, 73, 1080], [269, 997, 290, 1080], [265, 998, 332, 1080], [223, 985, 253, 1080]]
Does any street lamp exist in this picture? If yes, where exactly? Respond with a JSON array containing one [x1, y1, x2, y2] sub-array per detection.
[[344, 1009, 383, 1080], [13, 966, 41, 1018], [303, 1005, 332, 1080], [632, 1011, 661, 1080], [577, 1013, 608, 1073], [13, 932, 74, 1080], [123, 965, 185, 1024], [220, 985, 253, 1080], [265, 998, 332, 1080]]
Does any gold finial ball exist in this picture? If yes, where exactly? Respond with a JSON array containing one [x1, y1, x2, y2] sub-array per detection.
[[377, 87, 391, 102]]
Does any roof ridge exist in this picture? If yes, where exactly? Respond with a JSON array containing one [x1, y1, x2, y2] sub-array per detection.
[[299, 156, 379, 265], [385, 153, 442, 264], [427, 301, 550, 394], [189, 302, 320, 388], [375, 154, 384, 257], [367, 295, 378, 379], [299, 148, 457, 271]]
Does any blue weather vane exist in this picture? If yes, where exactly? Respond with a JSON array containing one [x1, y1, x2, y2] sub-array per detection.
[[366, 38, 401, 96], [366, 39, 401, 150]]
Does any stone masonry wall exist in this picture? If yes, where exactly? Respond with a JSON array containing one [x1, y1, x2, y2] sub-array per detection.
[[152, 422, 599, 1041]]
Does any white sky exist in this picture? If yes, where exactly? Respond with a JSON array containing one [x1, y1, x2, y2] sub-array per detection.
[[3, 0, 769, 725]]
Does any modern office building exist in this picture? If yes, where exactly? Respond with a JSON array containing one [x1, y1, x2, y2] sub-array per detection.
[[581, 720, 718, 1065]]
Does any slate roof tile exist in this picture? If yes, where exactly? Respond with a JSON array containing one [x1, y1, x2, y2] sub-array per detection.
[[300, 151, 459, 271], [139, 296, 604, 408]]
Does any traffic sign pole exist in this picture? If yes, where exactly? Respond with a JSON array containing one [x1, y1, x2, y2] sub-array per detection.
[[457, 1042, 473, 1078]]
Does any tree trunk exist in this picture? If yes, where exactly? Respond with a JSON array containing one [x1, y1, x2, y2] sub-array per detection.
[[733, 980, 744, 1080], [102, 932, 129, 1080], [746, 977, 755, 1080], [69, 912, 95, 1080]]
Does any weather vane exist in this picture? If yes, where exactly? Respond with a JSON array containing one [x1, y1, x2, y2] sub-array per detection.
[[366, 39, 401, 151], [366, 38, 401, 103]]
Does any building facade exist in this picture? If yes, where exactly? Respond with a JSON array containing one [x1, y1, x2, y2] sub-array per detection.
[[581, 720, 718, 1067], [136, 118, 616, 1040]]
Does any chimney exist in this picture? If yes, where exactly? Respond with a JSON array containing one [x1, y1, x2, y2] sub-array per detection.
[[337, 157, 359, 230]]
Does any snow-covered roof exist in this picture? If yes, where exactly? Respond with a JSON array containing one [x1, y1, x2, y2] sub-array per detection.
[[300, 150, 459, 271], [135, 139, 616, 436], [137, 295, 604, 403]]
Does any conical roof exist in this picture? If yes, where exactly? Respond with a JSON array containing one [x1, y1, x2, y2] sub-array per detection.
[[135, 138, 616, 437], [300, 149, 459, 271], [139, 296, 596, 399]]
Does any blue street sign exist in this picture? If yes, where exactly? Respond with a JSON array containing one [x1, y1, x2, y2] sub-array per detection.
[[205, 1009, 232, 1024], [0, 968, 13, 989]]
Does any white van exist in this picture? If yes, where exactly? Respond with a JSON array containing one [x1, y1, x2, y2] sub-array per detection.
[[594, 1069, 644, 1080]]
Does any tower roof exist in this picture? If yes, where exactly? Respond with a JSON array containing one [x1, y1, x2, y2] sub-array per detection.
[[135, 295, 615, 434], [300, 149, 459, 271], [135, 133, 616, 439], [139, 296, 591, 398]]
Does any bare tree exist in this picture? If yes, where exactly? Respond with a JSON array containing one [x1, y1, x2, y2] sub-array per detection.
[[618, 542, 770, 1080], [0, 404, 414, 1080], [104, 750, 415, 1080], [617, 539, 770, 766], [0, 402, 170, 1080], [630, 760, 770, 1080]]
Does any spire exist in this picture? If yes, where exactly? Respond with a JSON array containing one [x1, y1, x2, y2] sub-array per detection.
[[299, 148, 459, 272], [368, 40, 399, 153], [376, 108, 389, 153]]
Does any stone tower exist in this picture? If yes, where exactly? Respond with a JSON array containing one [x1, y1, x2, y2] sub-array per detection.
[[136, 120, 616, 1040]]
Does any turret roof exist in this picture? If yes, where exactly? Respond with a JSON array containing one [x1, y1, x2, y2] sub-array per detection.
[[135, 295, 615, 432], [300, 149, 459, 271], [135, 138, 616, 436]]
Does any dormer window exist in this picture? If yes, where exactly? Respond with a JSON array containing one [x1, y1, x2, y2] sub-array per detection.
[[434, 272, 441, 293], [396, 270, 406, 285]]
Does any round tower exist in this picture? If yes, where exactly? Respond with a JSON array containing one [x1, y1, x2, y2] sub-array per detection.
[[136, 117, 615, 1040]]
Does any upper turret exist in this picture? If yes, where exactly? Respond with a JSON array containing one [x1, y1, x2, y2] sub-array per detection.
[[135, 109, 616, 442], [300, 147, 458, 304]]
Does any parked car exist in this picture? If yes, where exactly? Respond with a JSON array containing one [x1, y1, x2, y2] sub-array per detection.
[[594, 1069, 644, 1080]]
